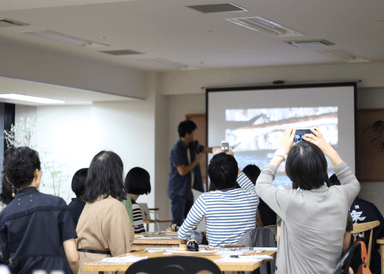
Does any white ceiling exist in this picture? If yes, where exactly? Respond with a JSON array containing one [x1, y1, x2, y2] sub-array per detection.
[[0, 0, 383, 104]]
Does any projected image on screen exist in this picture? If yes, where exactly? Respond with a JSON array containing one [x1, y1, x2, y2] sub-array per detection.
[[226, 106, 338, 188]]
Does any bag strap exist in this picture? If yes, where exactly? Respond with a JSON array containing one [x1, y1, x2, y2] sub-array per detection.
[[358, 241, 371, 274]]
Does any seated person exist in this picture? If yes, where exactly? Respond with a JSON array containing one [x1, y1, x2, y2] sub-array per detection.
[[178, 152, 259, 247], [67, 168, 88, 227], [124, 167, 152, 233], [256, 128, 360, 274], [350, 194, 384, 274], [243, 164, 276, 227], [0, 147, 78, 273], [76, 150, 134, 274]]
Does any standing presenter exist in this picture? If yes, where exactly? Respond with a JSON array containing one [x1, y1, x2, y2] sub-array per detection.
[[167, 120, 220, 227]]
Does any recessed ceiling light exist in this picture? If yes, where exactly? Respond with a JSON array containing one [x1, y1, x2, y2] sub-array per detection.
[[24, 30, 109, 48], [226, 17, 304, 37], [315, 49, 370, 63], [0, 94, 65, 104], [286, 40, 334, 48]]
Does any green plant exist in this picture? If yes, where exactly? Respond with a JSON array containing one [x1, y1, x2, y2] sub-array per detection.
[[3, 116, 69, 198]]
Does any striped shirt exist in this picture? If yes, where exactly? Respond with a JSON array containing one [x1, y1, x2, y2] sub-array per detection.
[[178, 172, 259, 247], [132, 200, 146, 233]]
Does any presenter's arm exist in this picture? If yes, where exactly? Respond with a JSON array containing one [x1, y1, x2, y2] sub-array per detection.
[[176, 153, 203, 176]]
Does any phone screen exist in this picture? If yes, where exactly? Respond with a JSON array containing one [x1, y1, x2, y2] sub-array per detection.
[[294, 129, 314, 143], [221, 141, 229, 152]]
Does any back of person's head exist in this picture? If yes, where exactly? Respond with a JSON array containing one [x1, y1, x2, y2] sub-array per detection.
[[242, 164, 261, 185], [328, 174, 340, 187], [286, 141, 328, 190], [84, 150, 125, 203], [178, 120, 197, 138], [72, 168, 88, 198], [2, 146, 41, 191], [124, 167, 151, 195], [208, 153, 239, 190]]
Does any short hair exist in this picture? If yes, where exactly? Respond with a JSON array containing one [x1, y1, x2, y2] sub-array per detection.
[[124, 167, 151, 195], [178, 120, 197, 138], [208, 153, 239, 190], [242, 164, 261, 185], [84, 151, 126, 203], [71, 168, 88, 198], [2, 146, 41, 190], [285, 141, 329, 190]]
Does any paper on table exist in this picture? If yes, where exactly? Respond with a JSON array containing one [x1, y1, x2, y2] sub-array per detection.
[[99, 256, 148, 264], [146, 247, 178, 253], [215, 255, 273, 263], [252, 247, 277, 251]]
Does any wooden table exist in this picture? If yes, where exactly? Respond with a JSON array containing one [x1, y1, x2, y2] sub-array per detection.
[[132, 235, 186, 251], [83, 249, 276, 273]]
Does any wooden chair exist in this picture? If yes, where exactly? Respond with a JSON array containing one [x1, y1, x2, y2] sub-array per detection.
[[332, 241, 363, 274], [351, 220, 380, 268]]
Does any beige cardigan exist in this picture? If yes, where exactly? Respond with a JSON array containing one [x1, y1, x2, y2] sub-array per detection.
[[76, 196, 134, 274]]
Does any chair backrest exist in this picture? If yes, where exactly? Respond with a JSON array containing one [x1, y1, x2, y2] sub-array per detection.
[[137, 203, 151, 221], [237, 227, 276, 274], [332, 241, 362, 274], [125, 255, 222, 274], [351, 220, 380, 268]]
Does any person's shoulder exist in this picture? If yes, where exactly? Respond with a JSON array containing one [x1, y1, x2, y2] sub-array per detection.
[[170, 139, 183, 151], [37, 192, 68, 206]]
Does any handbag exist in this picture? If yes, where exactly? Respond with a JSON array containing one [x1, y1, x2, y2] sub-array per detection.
[[355, 241, 372, 274]]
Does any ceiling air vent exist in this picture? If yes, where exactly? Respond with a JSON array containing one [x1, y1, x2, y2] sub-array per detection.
[[286, 40, 334, 48], [226, 17, 304, 37], [101, 50, 143, 56], [187, 3, 247, 14], [0, 18, 30, 28]]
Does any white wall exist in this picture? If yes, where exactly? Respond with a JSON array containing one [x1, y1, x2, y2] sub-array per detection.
[[160, 62, 384, 95], [14, 86, 158, 206]]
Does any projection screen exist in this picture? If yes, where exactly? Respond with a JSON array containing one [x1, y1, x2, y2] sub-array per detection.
[[206, 82, 356, 189]]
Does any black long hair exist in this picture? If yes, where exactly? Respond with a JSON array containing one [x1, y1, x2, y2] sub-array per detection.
[[84, 151, 126, 203]]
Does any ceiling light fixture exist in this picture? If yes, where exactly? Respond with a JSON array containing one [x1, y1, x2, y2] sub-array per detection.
[[315, 49, 370, 63], [0, 94, 65, 104], [25, 30, 109, 48], [226, 17, 304, 37], [286, 40, 334, 48]]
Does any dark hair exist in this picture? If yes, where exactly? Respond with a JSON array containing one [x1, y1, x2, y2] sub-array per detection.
[[178, 120, 197, 138], [1, 174, 14, 205], [328, 174, 340, 187], [72, 168, 88, 198], [285, 141, 329, 190], [2, 146, 41, 191], [208, 153, 239, 190], [84, 151, 126, 203], [124, 167, 151, 195], [242, 164, 261, 185]]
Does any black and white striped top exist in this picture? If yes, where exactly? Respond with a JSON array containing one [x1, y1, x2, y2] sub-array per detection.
[[178, 173, 259, 247], [132, 200, 146, 233]]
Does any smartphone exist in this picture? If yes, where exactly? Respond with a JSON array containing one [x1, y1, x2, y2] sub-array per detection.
[[221, 141, 229, 152], [294, 129, 314, 143]]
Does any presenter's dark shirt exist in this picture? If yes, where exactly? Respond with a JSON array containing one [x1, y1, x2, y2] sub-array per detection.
[[167, 138, 204, 199], [68, 197, 86, 228], [0, 187, 77, 274]]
